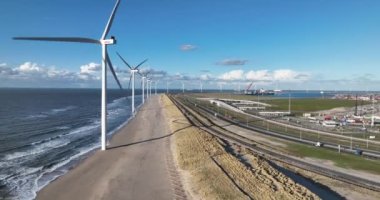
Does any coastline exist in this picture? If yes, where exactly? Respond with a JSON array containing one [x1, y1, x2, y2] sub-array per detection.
[[36, 95, 175, 200], [32, 100, 144, 199]]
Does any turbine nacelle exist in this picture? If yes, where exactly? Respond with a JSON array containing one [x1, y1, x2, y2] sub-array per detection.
[[101, 37, 116, 45]]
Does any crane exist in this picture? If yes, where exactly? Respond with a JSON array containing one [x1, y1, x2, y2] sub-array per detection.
[[245, 81, 254, 94]]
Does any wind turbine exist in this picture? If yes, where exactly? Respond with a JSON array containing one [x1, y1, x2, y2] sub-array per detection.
[[200, 81, 203, 93], [147, 79, 151, 98], [166, 81, 169, 94], [13, 0, 122, 151], [182, 81, 185, 93], [150, 80, 153, 96], [116, 52, 147, 115], [139, 71, 150, 104], [154, 80, 159, 95]]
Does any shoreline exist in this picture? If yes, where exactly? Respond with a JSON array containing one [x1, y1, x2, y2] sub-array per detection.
[[36, 95, 175, 200], [32, 101, 144, 199]]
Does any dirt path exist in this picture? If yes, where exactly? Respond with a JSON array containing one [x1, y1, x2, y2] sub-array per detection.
[[37, 95, 183, 200]]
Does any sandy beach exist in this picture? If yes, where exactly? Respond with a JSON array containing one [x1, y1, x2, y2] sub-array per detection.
[[37, 95, 179, 200]]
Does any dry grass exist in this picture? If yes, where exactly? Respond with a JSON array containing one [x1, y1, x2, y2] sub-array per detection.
[[162, 95, 319, 200], [281, 163, 380, 200]]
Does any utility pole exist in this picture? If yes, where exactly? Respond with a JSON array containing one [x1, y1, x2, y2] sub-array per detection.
[[355, 94, 358, 116], [288, 94, 291, 115], [350, 133, 353, 149], [371, 96, 375, 127]]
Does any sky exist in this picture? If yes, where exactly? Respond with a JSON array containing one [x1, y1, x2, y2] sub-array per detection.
[[0, 0, 379, 90]]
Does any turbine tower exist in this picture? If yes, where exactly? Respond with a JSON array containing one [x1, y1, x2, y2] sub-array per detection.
[[116, 52, 147, 115], [166, 81, 169, 94], [150, 80, 153, 96], [147, 79, 151, 98], [141, 76, 146, 103], [139, 71, 150, 104], [182, 82, 185, 93], [154, 80, 158, 95], [13, 0, 123, 151]]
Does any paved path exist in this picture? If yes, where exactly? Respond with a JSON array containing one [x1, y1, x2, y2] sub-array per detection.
[[37, 95, 182, 200]]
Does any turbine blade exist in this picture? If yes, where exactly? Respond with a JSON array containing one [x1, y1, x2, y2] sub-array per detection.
[[128, 75, 132, 90], [13, 37, 100, 44], [106, 53, 123, 90], [101, 0, 121, 39], [116, 52, 133, 69], [135, 59, 148, 70]]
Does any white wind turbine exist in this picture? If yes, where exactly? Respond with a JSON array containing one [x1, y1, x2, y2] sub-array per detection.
[[13, 0, 123, 151], [150, 80, 153, 96], [138, 71, 150, 104], [147, 79, 151, 98], [116, 52, 148, 115], [166, 81, 170, 94], [154, 80, 159, 95]]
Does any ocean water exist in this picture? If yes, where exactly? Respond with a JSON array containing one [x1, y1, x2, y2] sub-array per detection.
[[0, 88, 142, 200]]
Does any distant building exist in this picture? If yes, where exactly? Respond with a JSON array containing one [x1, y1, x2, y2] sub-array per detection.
[[322, 120, 338, 127]]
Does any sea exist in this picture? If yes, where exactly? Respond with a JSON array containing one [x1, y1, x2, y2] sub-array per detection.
[[0, 88, 143, 200]]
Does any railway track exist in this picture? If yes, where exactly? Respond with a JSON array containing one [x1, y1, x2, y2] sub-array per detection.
[[168, 94, 380, 193], [182, 95, 380, 159]]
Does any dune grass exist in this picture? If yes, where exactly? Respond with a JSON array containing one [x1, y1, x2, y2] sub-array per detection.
[[163, 94, 319, 200]]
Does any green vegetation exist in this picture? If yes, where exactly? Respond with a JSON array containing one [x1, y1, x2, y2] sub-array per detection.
[[263, 98, 359, 113], [286, 143, 380, 174], [177, 94, 380, 176], [191, 92, 369, 114], [180, 94, 380, 151]]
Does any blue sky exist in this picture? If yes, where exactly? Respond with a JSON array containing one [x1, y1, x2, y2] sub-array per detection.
[[0, 0, 379, 90]]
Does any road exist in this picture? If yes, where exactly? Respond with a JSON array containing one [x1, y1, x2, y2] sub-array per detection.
[[208, 98, 380, 146], [37, 95, 184, 200]]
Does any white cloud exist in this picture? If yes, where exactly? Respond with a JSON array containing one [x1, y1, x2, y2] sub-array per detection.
[[200, 74, 212, 81], [245, 70, 271, 81], [18, 62, 42, 73], [273, 69, 306, 81], [0, 63, 7, 67], [219, 70, 244, 81], [180, 44, 197, 51], [0, 61, 106, 88], [80, 62, 101, 74]]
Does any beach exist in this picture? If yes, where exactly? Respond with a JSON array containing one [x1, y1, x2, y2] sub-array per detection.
[[37, 95, 179, 200]]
